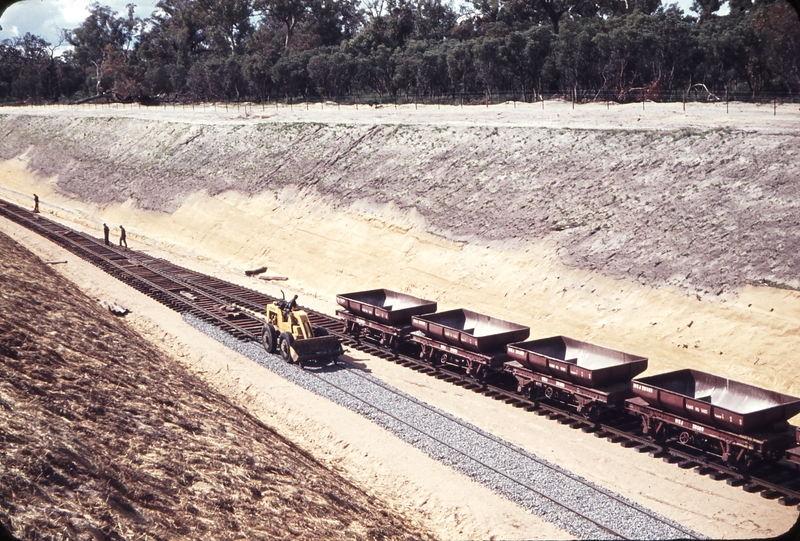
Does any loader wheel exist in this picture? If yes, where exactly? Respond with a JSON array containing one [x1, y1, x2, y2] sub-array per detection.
[[262, 324, 277, 354], [313, 326, 329, 337], [279, 332, 295, 363]]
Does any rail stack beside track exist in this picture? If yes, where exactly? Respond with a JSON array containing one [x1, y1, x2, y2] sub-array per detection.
[[1, 197, 798, 511]]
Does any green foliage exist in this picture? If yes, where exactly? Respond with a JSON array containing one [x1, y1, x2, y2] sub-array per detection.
[[1, 0, 799, 104]]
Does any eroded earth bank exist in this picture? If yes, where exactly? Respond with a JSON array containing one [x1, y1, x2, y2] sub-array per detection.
[[1, 102, 800, 539]]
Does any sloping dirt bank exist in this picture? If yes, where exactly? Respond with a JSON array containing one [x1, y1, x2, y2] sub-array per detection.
[[0, 230, 436, 541], [0, 213, 572, 541], [1, 103, 799, 297]]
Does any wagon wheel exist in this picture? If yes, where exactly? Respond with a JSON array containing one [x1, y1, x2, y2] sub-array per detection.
[[313, 325, 329, 337], [472, 364, 487, 382], [582, 403, 600, 422], [346, 321, 361, 341], [529, 386, 543, 402], [379, 332, 394, 349], [262, 323, 277, 354], [464, 360, 479, 379], [728, 451, 754, 472], [652, 423, 669, 445], [279, 332, 295, 363]]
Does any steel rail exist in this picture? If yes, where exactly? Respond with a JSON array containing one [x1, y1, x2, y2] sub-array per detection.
[[329, 362, 702, 539], [1, 197, 798, 512]]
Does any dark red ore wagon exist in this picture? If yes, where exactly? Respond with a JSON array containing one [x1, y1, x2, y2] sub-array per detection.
[[631, 369, 800, 434], [504, 336, 647, 420], [410, 309, 530, 379], [411, 309, 530, 353], [628, 369, 800, 468], [337, 289, 437, 349], [337, 289, 437, 325], [507, 336, 648, 388]]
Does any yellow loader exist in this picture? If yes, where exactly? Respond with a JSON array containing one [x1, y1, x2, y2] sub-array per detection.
[[261, 293, 343, 365]]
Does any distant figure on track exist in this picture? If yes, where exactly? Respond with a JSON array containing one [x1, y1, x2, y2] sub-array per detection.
[[119, 225, 127, 248], [103, 223, 110, 245], [33, 194, 39, 213]]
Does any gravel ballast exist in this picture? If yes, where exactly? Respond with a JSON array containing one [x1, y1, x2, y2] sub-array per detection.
[[185, 314, 705, 540]]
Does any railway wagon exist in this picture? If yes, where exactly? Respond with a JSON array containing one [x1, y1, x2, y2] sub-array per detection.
[[337, 289, 437, 349], [628, 369, 800, 469], [410, 309, 530, 379], [505, 336, 647, 420]]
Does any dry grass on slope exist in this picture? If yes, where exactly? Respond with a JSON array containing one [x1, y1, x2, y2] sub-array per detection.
[[0, 230, 435, 541]]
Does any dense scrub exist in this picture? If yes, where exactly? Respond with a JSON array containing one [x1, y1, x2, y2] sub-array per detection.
[[1, 0, 799, 104]]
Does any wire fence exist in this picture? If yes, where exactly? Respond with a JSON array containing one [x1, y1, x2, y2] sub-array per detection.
[[2, 89, 799, 113]]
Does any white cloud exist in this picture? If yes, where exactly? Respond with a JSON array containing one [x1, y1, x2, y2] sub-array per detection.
[[1, 0, 157, 45]]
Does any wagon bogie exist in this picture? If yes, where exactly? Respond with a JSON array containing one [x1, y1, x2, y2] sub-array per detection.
[[626, 397, 796, 469], [410, 332, 506, 381], [504, 360, 630, 420], [337, 309, 418, 353]]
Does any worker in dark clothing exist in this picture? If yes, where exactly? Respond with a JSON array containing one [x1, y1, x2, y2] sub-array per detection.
[[33, 194, 39, 213], [282, 294, 298, 321], [103, 223, 110, 245], [119, 225, 127, 248]]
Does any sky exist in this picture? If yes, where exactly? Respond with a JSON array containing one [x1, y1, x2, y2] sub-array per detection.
[[0, 0, 710, 51], [0, 0, 159, 47]]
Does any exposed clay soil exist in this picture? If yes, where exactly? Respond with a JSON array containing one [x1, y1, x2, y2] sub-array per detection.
[[1, 102, 799, 297], [0, 230, 434, 541], [2, 101, 800, 540]]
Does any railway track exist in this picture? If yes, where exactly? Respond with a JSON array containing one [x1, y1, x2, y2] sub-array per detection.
[[2, 197, 799, 513]]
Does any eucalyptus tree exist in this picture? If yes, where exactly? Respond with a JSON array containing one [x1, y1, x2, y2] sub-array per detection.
[[255, 0, 308, 47], [67, 2, 143, 97]]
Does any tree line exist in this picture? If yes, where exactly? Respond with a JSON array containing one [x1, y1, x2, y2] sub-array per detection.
[[1, 0, 799, 105]]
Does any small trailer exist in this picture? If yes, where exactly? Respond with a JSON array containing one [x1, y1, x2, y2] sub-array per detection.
[[410, 309, 529, 379], [505, 336, 647, 419]]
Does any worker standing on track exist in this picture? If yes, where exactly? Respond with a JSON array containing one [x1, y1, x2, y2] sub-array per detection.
[[103, 223, 110, 245], [119, 225, 127, 248], [33, 194, 39, 213]]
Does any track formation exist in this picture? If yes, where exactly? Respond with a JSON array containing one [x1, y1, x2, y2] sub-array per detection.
[[2, 198, 799, 519]]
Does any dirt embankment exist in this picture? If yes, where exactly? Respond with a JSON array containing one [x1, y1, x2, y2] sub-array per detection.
[[0, 230, 434, 541], [1, 111, 799, 297]]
